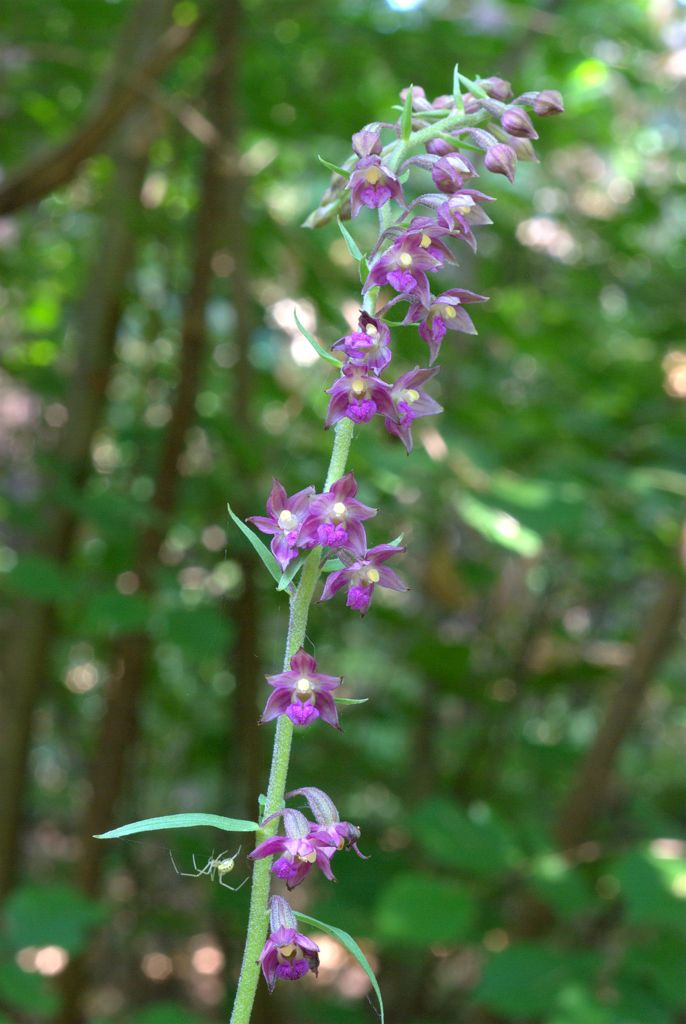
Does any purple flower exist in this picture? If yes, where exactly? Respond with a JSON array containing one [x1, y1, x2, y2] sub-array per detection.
[[260, 648, 342, 729], [298, 472, 376, 551], [287, 786, 369, 860], [384, 367, 443, 454], [325, 363, 395, 427], [247, 480, 314, 571], [331, 312, 392, 374], [320, 539, 408, 615], [404, 287, 488, 363], [260, 896, 320, 992], [364, 231, 443, 307], [347, 155, 403, 216], [435, 190, 496, 251], [249, 808, 337, 889]]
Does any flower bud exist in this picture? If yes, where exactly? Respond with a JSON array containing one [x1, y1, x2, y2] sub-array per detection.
[[480, 76, 513, 101], [501, 107, 538, 140], [287, 786, 340, 826], [352, 126, 382, 158], [533, 89, 564, 116], [431, 155, 470, 193], [425, 138, 455, 157], [269, 894, 297, 933], [484, 143, 517, 183], [462, 93, 482, 114]]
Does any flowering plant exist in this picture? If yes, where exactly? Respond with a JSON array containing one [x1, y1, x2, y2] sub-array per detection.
[[95, 69, 562, 1023]]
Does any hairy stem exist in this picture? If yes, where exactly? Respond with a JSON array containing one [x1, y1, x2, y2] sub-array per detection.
[[230, 95, 472, 1022], [230, 418, 354, 1024]]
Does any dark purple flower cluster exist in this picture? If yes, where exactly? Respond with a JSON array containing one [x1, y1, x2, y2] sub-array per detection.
[[249, 474, 406, 619], [322, 76, 563, 454], [250, 73, 562, 997], [254, 791, 365, 992], [251, 789, 366, 893]]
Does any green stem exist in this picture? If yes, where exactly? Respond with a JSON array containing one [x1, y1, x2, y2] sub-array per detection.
[[229, 417, 354, 1024], [230, 88, 476, 1023]]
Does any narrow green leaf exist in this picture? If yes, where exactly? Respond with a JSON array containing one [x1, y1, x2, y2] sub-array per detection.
[[293, 309, 341, 367], [294, 911, 384, 1024], [457, 71, 488, 98], [227, 503, 282, 582], [337, 216, 363, 261], [276, 557, 304, 592], [389, 533, 404, 547], [322, 557, 344, 572], [334, 696, 369, 705], [452, 63, 462, 108], [95, 813, 260, 840], [437, 132, 482, 153], [318, 154, 350, 179], [401, 84, 414, 141]]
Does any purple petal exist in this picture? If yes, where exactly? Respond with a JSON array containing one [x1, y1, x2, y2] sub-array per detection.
[[247, 515, 278, 535], [271, 534, 298, 572], [315, 691, 341, 730], [260, 688, 294, 723], [289, 648, 317, 676], [315, 849, 337, 882], [288, 486, 316, 516], [320, 569, 350, 602], [325, 391, 351, 429], [368, 543, 406, 563], [266, 479, 287, 517], [331, 472, 357, 502], [376, 565, 408, 592], [249, 835, 287, 861]]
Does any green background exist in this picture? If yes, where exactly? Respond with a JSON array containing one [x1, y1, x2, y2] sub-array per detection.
[[0, 0, 685, 1022]]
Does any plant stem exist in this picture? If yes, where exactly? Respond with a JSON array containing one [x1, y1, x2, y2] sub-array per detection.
[[229, 417, 354, 1024], [230, 94, 470, 1022]]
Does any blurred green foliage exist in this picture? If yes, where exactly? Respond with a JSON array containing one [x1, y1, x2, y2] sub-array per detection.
[[1, 0, 685, 1022]]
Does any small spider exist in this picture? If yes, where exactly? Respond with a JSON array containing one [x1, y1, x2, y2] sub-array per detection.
[[170, 847, 248, 892]]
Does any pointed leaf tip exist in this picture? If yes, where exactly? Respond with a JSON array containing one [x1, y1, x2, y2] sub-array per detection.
[[227, 503, 282, 583], [317, 154, 351, 179], [294, 911, 384, 1024], [95, 813, 260, 840], [401, 84, 414, 141], [337, 216, 364, 262], [293, 310, 341, 366]]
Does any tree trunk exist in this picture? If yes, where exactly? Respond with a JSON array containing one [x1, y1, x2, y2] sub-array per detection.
[[0, 0, 178, 901], [0, 3, 200, 214], [55, 5, 243, 1019], [554, 572, 685, 851]]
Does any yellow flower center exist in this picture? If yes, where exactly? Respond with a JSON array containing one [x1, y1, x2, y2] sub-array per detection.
[[364, 323, 378, 336], [351, 379, 366, 396], [367, 567, 380, 584], [333, 501, 347, 518], [277, 510, 297, 531], [419, 233, 431, 248], [279, 943, 296, 958], [401, 388, 420, 404], [444, 305, 457, 318], [295, 677, 312, 695], [364, 166, 381, 184], [399, 252, 413, 268], [300, 850, 317, 863]]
